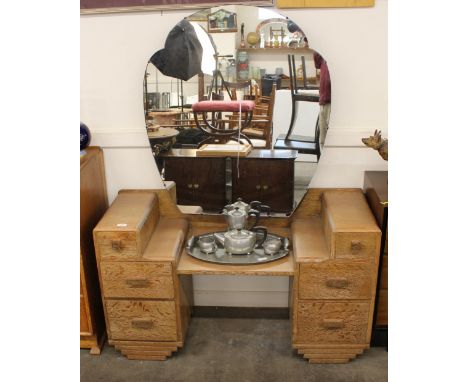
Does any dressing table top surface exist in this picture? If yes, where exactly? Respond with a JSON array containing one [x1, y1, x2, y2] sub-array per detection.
[[177, 223, 294, 275], [177, 251, 294, 276]]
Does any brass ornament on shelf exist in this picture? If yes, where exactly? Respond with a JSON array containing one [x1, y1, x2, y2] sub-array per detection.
[[246, 32, 260, 48]]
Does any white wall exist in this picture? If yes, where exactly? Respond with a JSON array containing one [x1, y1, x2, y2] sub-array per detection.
[[81, 1, 387, 307]]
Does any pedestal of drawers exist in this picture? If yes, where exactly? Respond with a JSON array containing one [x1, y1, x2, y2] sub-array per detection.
[[291, 190, 381, 363], [94, 191, 192, 361]]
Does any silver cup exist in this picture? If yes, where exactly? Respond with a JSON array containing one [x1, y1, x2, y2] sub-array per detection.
[[262, 238, 282, 255], [198, 236, 217, 254]]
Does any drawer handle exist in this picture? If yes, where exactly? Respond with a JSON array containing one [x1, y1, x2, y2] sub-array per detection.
[[131, 319, 153, 330], [125, 278, 150, 288], [322, 319, 344, 329], [256, 185, 261, 190], [351, 240, 362, 251], [263, 185, 269, 190], [194, 184, 199, 189], [187, 184, 193, 189], [111, 240, 122, 251], [326, 278, 349, 289]]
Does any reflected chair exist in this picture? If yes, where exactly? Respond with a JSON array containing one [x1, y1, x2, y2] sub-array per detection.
[[226, 84, 276, 149], [274, 54, 321, 161], [242, 83, 277, 149], [224, 80, 254, 101]]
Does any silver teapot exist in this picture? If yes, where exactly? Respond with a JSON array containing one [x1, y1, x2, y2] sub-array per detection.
[[223, 206, 259, 231], [224, 198, 270, 216], [215, 226, 267, 255]]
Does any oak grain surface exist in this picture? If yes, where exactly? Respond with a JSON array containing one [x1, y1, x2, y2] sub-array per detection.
[[100, 262, 174, 299], [106, 300, 178, 341], [297, 301, 369, 344], [299, 260, 372, 300]]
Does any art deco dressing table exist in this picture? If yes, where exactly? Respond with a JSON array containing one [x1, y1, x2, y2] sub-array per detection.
[[93, 187, 381, 363]]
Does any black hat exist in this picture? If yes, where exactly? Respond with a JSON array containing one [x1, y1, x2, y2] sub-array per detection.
[[150, 19, 203, 81]]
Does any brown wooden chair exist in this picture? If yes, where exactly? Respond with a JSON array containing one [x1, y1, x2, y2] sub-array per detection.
[[225, 83, 276, 149], [225, 80, 254, 101], [242, 83, 277, 149]]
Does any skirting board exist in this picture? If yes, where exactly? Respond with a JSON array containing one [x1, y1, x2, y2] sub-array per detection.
[[194, 290, 290, 308], [192, 306, 289, 319]]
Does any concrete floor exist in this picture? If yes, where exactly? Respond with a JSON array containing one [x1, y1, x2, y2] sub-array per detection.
[[81, 317, 388, 382]]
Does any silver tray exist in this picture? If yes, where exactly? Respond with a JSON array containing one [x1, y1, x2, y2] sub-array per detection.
[[186, 232, 289, 265]]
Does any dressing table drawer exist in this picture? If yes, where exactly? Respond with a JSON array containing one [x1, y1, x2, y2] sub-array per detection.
[[321, 190, 381, 260], [106, 300, 177, 341], [296, 301, 369, 344], [96, 232, 139, 261], [100, 262, 174, 299], [333, 232, 379, 260], [299, 260, 373, 300], [94, 191, 159, 261]]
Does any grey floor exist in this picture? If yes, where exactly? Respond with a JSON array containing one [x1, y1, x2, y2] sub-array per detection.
[[81, 317, 388, 382]]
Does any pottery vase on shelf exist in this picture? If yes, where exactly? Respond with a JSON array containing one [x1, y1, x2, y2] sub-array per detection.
[[80, 122, 91, 154], [237, 51, 249, 81]]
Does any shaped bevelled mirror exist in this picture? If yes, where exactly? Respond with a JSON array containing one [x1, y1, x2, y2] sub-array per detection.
[[143, 5, 331, 215]]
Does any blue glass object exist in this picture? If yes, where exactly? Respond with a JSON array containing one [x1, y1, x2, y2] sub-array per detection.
[[80, 122, 91, 152]]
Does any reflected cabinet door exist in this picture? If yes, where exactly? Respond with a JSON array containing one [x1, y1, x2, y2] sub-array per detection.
[[232, 158, 294, 213], [164, 157, 195, 206], [164, 157, 226, 212], [192, 158, 226, 212]]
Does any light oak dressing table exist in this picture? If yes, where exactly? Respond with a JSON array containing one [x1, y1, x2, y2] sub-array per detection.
[[93, 188, 381, 363]]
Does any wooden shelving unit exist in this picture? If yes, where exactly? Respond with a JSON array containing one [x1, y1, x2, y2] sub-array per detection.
[[240, 47, 313, 53]]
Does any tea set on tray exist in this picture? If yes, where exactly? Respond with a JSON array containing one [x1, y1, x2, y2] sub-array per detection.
[[186, 199, 289, 265]]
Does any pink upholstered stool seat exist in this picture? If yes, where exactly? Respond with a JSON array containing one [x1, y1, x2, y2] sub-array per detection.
[[192, 100, 255, 113]]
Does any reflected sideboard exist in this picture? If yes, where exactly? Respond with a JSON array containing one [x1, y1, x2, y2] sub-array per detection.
[[93, 187, 381, 363], [160, 149, 298, 213]]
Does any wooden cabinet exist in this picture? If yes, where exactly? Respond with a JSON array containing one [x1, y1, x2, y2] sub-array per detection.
[[163, 155, 226, 212], [80, 147, 108, 354], [364, 171, 388, 346], [232, 152, 295, 213], [161, 149, 297, 213]]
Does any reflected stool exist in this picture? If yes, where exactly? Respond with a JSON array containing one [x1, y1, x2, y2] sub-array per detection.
[[191, 100, 255, 147]]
